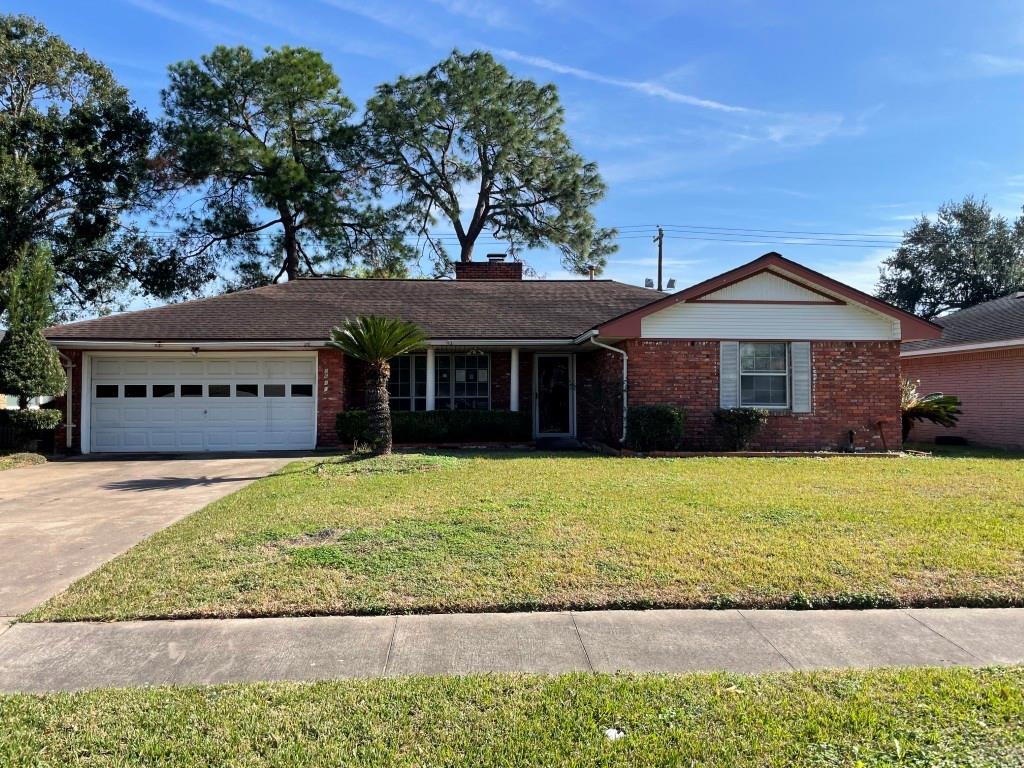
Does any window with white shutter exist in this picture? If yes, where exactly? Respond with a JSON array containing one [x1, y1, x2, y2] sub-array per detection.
[[790, 341, 812, 413], [719, 341, 739, 408]]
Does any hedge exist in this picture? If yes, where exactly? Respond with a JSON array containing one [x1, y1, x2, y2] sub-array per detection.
[[336, 409, 532, 444], [626, 404, 686, 451], [713, 407, 770, 450]]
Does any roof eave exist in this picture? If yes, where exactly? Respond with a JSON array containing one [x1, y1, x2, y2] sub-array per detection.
[[901, 337, 1024, 357]]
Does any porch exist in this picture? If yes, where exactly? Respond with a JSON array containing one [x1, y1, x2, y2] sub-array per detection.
[[330, 344, 623, 445]]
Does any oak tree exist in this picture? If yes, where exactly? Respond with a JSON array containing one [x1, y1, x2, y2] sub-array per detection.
[[877, 197, 1024, 318]]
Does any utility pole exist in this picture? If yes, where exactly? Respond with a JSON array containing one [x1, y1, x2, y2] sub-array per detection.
[[653, 225, 664, 291]]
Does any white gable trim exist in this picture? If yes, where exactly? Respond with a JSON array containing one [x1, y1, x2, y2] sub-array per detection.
[[697, 270, 839, 303]]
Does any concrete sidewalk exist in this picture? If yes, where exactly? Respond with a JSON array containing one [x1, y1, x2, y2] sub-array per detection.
[[1, 608, 1022, 693]]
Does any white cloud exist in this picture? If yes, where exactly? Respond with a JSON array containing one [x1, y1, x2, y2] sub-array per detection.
[[819, 250, 891, 293], [968, 53, 1024, 77], [203, 0, 397, 59], [428, 0, 519, 29], [123, 0, 252, 41], [493, 48, 756, 114]]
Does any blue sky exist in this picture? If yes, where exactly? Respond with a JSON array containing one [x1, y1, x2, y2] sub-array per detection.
[[16, 0, 1024, 293]]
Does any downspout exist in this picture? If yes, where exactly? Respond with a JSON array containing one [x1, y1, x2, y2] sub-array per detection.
[[57, 350, 74, 449], [585, 332, 628, 445]]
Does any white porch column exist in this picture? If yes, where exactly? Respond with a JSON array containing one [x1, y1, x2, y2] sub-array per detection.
[[509, 347, 519, 412], [425, 347, 436, 410]]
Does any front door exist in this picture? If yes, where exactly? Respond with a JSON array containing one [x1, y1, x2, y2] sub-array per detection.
[[534, 354, 575, 437]]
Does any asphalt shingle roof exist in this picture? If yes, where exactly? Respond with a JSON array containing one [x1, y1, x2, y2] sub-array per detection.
[[44, 278, 664, 342], [902, 292, 1024, 352]]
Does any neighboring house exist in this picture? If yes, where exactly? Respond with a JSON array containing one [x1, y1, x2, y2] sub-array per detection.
[[43, 252, 938, 454], [901, 292, 1024, 449]]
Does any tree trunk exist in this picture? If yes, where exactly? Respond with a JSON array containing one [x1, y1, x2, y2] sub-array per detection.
[[366, 362, 392, 455], [459, 238, 475, 262], [283, 225, 299, 281]]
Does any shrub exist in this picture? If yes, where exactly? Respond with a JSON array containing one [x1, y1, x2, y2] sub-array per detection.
[[1, 408, 62, 450], [626, 405, 686, 451], [335, 410, 372, 445], [6, 408, 62, 432], [337, 409, 531, 445], [713, 407, 769, 450]]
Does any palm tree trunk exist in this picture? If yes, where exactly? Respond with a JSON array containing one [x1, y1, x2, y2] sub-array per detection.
[[367, 362, 392, 455]]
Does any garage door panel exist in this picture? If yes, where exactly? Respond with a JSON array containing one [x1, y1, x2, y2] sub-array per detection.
[[233, 360, 261, 376], [93, 359, 123, 376], [177, 360, 205, 376], [148, 360, 178, 377], [120, 360, 149, 376], [90, 355, 316, 453]]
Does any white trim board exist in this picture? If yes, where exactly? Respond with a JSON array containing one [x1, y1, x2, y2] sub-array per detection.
[[901, 338, 1024, 357]]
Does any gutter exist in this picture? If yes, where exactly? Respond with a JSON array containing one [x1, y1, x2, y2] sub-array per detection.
[[901, 337, 1024, 357], [47, 338, 581, 350], [577, 330, 628, 445]]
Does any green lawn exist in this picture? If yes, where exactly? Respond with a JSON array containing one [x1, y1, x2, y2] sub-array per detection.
[[26, 450, 1024, 621], [0, 451, 45, 471], [1, 668, 1022, 767]]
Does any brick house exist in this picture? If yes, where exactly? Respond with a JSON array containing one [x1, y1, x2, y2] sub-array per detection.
[[43, 252, 938, 454], [901, 292, 1024, 449]]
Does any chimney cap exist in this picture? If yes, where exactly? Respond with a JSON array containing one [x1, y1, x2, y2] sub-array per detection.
[[486, 253, 507, 263]]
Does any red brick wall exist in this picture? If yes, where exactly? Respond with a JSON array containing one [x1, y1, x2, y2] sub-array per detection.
[[901, 347, 1024, 449], [576, 348, 625, 444], [624, 339, 902, 451], [317, 348, 345, 448], [51, 348, 82, 454]]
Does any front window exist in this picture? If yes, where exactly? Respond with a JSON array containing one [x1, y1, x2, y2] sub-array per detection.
[[388, 354, 428, 411], [740, 342, 789, 408], [390, 353, 490, 411]]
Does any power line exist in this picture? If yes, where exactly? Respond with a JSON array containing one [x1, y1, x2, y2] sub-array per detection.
[[119, 224, 904, 250]]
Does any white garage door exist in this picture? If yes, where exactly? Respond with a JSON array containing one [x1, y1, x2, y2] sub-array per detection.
[[89, 355, 316, 453]]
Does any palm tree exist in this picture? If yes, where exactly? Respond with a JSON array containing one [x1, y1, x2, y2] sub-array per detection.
[[900, 378, 962, 442], [327, 316, 427, 454]]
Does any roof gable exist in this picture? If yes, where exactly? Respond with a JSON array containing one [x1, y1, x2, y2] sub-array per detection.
[[598, 252, 941, 341]]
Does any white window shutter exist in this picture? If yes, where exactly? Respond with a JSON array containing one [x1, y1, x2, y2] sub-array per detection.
[[791, 341, 812, 413], [719, 341, 739, 408]]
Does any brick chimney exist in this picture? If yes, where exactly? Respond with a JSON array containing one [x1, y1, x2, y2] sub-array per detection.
[[454, 253, 523, 281]]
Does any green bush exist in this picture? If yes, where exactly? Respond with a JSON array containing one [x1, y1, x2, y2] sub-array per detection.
[[713, 407, 770, 450], [335, 410, 372, 445], [5, 408, 62, 433], [0, 408, 62, 450], [336, 409, 531, 445], [626, 405, 686, 451]]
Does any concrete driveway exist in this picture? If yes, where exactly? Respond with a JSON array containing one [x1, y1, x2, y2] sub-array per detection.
[[0, 454, 301, 617]]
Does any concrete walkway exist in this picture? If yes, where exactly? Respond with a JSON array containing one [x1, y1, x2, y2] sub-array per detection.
[[0, 454, 301, 615], [1, 608, 1021, 693]]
